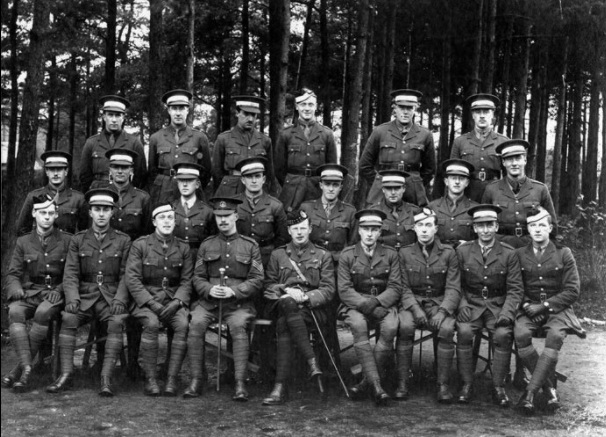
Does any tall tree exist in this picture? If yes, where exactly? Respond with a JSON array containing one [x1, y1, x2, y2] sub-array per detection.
[[483, 0, 497, 93], [268, 0, 290, 147], [186, 0, 195, 93], [106, 0, 117, 94], [552, 37, 568, 213], [319, 0, 331, 127], [582, 70, 601, 204], [294, 0, 315, 91], [240, 0, 249, 94], [148, 0, 164, 133], [7, 0, 20, 179], [512, 4, 531, 139], [600, 87, 606, 208]]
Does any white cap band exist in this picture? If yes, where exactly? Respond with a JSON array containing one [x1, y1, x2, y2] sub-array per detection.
[[394, 95, 419, 105], [152, 204, 174, 218], [89, 194, 115, 206], [381, 175, 406, 186], [108, 153, 134, 165], [176, 168, 200, 177], [414, 210, 436, 223], [166, 95, 190, 106], [359, 214, 383, 226], [320, 169, 344, 180], [240, 162, 265, 175], [33, 199, 54, 211], [445, 164, 470, 176], [527, 209, 551, 224], [472, 210, 498, 222], [45, 156, 68, 166], [102, 100, 126, 112], [236, 100, 260, 108], [500, 145, 527, 157], [470, 99, 496, 109], [295, 92, 317, 104]]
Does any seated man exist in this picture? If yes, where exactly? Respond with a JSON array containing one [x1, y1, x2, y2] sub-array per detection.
[[338, 209, 402, 406], [515, 208, 586, 415], [188, 197, 264, 401], [46, 189, 131, 396], [455, 204, 523, 406], [261, 209, 335, 405], [397, 208, 460, 403], [2, 195, 71, 392], [126, 202, 193, 397]]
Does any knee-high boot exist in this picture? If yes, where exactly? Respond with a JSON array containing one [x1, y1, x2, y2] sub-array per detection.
[[140, 328, 160, 396], [395, 340, 413, 400], [164, 333, 187, 396], [99, 332, 123, 397], [46, 327, 76, 393], [184, 334, 205, 398]]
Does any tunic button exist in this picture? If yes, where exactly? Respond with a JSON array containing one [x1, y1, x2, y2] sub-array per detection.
[[119, 218, 122, 222], [100, 250, 103, 253], [484, 276, 488, 279], [537, 264, 541, 267], [164, 267, 167, 270], [175, 155, 178, 158], [185, 227, 189, 230], [226, 254, 230, 257], [450, 217, 454, 221], [539, 277, 543, 280], [326, 231, 330, 234], [397, 233, 401, 236], [450, 228, 454, 232], [252, 224, 255, 227], [306, 153, 310, 156], [45, 253, 48, 256], [327, 220, 331, 223], [515, 200, 519, 204], [46, 264, 50, 268], [227, 242, 230, 245], [515, 211, 519, 214], [480, 157, 484, 160], [99, 260, 102, 263]]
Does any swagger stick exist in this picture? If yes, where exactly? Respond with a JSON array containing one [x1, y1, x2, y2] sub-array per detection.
[[217, 268, 226, 391]]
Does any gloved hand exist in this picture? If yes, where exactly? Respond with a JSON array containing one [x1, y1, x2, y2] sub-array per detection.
[[370, 306, 389, 320], [148, 300, 165, 317], [45, 289, 62, 305], [7, 288, 25, 301], [65, 301, 80, 314], [457, 306, 472, 323], [495, 315, 512, 327], [357, 297, 380, 316], [429, 308, 447, 330], [524, 303, 546, 318], [110, 301, 127, 315], [159, 299, 181, 323], [411, 305, 427, 327], [531, 313, 548, 324]]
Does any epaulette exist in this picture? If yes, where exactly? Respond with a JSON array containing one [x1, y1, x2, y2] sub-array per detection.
[[341, 201, 356, 210], [114, 229, 129, 237], [499, 241, 516, 251], [267, 194, 282, 203], [486, 179, 500, 186], [457, 240, 474, 247], [75, 229, 88, 236], [175, 236, 188, 245], [402, 242, 416, 249], [240, 234, 258, 245], [530, 178, 546, 187], [134, 235, 148, 243], [381, 244, 398, 254], [70, 188, 85, 195], [201, 234, 219, 244]]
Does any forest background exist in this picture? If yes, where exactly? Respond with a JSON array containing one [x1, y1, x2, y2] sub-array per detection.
[[1, 0, 605, 326]]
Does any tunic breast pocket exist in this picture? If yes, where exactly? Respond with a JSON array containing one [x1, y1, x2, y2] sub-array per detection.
[[379, 142, 397, 163], [255, 214, 275, 236], [405, 265, 423, 285], [178, 146, 197, 162], [234, 254, 252, 277], [334, 221, 350, 240], [142, 257, 160, 278], [304, 264, 320, 286], [24, 253, 39, 276], [103, 250, 122, 273], [78, 250, 95, 272], [225, 146, 241, 168]]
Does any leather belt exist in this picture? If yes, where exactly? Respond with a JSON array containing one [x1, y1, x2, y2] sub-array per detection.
[[288, 169, 316, 177], [143, 277, 180, 288], [470, 286, 504, 299], [160, 169, 176, 177], [471, 169, 500, 182], [29, 276, 61, 287], [188, 242, 201, 249], [83, 274, 118, 285], [413, 288, 444, 299], [322, 241, 345, 252], [499, 227, 529, 237], [379, 163, 421, 172]]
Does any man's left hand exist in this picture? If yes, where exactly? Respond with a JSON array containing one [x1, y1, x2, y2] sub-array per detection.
[[429, 309, 447, 330], [45, 289, 62, 305], [524, 303, 546, 318], [159, 299, 181, 322], [110, 302, 127, 315]]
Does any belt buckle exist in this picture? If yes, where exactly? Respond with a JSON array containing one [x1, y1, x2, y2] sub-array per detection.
[[481, 287, 488, 299], [478, 171, 486, 182], [45, 275, 52, 288], [395, 243, 401, 250], [539, 293, 546, 303], [397, 163, 405, 171], [370, 286, 378, 296], [162, 277, 169, 290], [515, 227, 523, 237], [169, 169, 176, 177], [304, 169, 312, 177], [96, 274, 104, 285]]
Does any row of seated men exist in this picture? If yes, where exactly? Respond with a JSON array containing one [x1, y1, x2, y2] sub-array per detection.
[[3, 152, 584, 416]]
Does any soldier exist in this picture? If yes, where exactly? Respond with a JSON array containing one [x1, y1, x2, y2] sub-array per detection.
[[212, 96, 277, 197], [79, 95, 147, 192], [106, 148, 151, 241], [455, 205, 524, 406], [16, 151, 87, 236], [274, 89, 337, 212], [397, 208, 460, 403], [261, 209, 335, 405], [338, 209, 402, 406], [428, 159, 478, 248], [482, 139, 558, 248], [234, 156, 289, 268], [125, 203, 193, 397], [370, 170, 421, 251], [46, 189, 131, 396], [359, 89, 435, 207], [147, 89, 212, 205], [2, 195, 71, 392], [515, 208, 585, 415], [300, 163, 357, 267], [170, 162, 216, 261], [187, 197, 264, 401], [450, 94, 508, 202]]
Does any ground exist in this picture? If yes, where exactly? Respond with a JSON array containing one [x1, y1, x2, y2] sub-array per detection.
[[1, 325, 605, 437]]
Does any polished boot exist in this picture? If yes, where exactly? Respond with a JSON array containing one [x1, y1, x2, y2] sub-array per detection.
[[517, 390, 536, 415], [543, 385, 560, 411], [1, 365, 21, 389], [184, 333, 205, 399], [183, 378, 204, 399], [99, 332, 122, 397], [144, 377, 161, 396], [140, 329, 160, 396], [307, 357, 324, 394], [370, 379, 390, 406], [164, 334, 187, 396], [457, 384, 473, 404], [164, 376, 179, 397], [436, 343, 454, 403], [348, 378, 368, 400], [456, 343, 474, 404], [46, 373, 72, 393], [492, 386, 510, 407], [437, 384, 453, 403], [233, 380, 249, 402], [515, 345, 539, 390], [99, 376, 114, 397], [12, 365, 32, 393], [262, 383, 287, 406], [395, 341, 413, 400]]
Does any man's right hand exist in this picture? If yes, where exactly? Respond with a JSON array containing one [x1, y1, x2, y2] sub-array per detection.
[[7, 289, 25, 301], [148, 300, 165, 316], [411, 305, 428, 327], [357, 297, 380, 316], [65, 301, 80, 314], [457, 306, 472, 323]]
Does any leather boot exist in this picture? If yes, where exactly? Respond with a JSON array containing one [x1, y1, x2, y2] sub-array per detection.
[[233, 380, 249, 402], [436, 343, 454, 403], [395, 341, 413, 400], [12, 365, 32, 393], [307, 357, 323, 379], [140, 328, 160, 396], [370, 379, 390, 406], [543, 385, 560, 411], [1, 365, 21, 389], [46, 373, 72, 393], [516, 390, 536, 415], [165, 334, 187, 396], [456, 343, 474, 404], [164, 375, 179, 397], [99, 376, 114, 397], [492, 386, 510, 407], [144, 377, 161, 396], [184, 333, 205, 399], [457, 384, 473, 404], [262, 383, 287, 406], [348, 378, 368, 401], [437, 384, 453, 403], [183, 378, 204, 399]]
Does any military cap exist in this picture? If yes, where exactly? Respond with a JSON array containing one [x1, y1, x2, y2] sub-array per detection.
[[379, 169, 410, 187], [32, 193, 55, 211], [414, 207, 437, 223], [390, 89, 423, 106], [105, 148, 138, 167], [210, 196, 243, 216], [442, 159, 475, 178], [295, 89, 317, 104], [41, 151, 71, 168], [162, 89, 193, 106], [526, 207, 551, 224], [496, 139, 529, 159], [467, 93, 500, 111], [86, 188, 119, 207], [355, 209, 387, 227], [467, 204, 502, 223], [152, 202, 174, 219], [232, 95, 265, 114], [235, 156, 267, 176], [317, 163, 348, 181], [173, 162, 203, 180], [99, 95, 130, 113], [287, 209, 309, 227]]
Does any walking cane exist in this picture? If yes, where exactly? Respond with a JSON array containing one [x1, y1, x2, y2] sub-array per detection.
[[217, 268, 226, 391]]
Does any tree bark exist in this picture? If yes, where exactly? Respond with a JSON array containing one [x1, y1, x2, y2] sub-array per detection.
[[360, 4, 375, 146], [552, 37, 568, 213], [148, 0, 164, 134], [240, 0, 249, 94], [582, 66, 601, 204], [186, 0, 195, 94], [483, 0, 497, 93], [513, 6, 531, 139], [268, 0, 290, 147], [498, 12, 514, 134], [68, 53, 79, 179], [319, 0, 331, 127], [106, 0, 117, 94], [599, 86, 606, 207], [46, 56, 57, 153], [295, 0, 315, 91], [564, 76, 584, 216], [7, 0, 20, 179]]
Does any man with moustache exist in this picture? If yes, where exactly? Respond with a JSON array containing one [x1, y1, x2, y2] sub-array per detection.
[[79, 95, 147, 192], [148, 90, 212, 205], [274, 88, 337, 212], [359, 89, 435, 207]]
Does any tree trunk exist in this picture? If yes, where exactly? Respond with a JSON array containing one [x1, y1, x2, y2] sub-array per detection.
[[582, 66, 600, 204], [360, 4, 375, 146], [105, 0, 117, 94], [483, 0, 497, 93], [599, 86, 606, 207], [295, 0, 315, 91], [498, 12, 514, 133], [341, 4, 354, 145], [148, 0, 164, 134], [68, 53, 78, 180], [552, 37, 568, 213], [186, 0, 195, 93], [527, 41, 546, 178], [268, 0, 290, 147], [375, 0, 397, 125], [564, 77, 584, 216], [319, 0, 331, 127], [513, 6, 531, 139], [240, 0, 249, 94], [46, 56, 57, 152], [7, 0, 20, 179], [535, 74, 548, 183]]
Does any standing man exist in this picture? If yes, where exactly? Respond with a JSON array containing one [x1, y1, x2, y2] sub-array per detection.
[[79, 95, 147, 192], [371, 170, 421, 251], [234, 157, 289, 268], [428, 159, 478, 248], [455, 205, 524, 406], [188, 197, 264, 401], [300, 164, 357, 267], [482, 140, 558, 248], [212, 96, 277, 198], [148, 89, 212, 205], [515, 208, 585, 415], [106, 149, 151, 241], [274, 89, 337, 212], [397, 208, 460, 403], [338, 209, 402, 406], [261, 209, 335, 405], [450, 94, 508, 203], [2, 195, 71, 392], [170, 162, 216, 261], [125, 203, 192, 397], [16, 151, 87, 236], [359, 89, 435, 207], [46, 189, 131, 396]]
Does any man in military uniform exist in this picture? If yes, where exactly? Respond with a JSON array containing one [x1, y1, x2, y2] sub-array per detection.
[[125, 203, 193, 397], [106, 149, 151, 241], [46, 189, 131, 396], [79, 95, 147, 192], [212, 96, 277, 197], [148, 89, 212, 205], [455, 205, 524, 406], [261, 209, 335, 405], [16, 151, 87, 236], [428, 159, 478, 248], [450, 94, 508, 202], [397, 208, 460, 403], [234, 156, 289, 268], [515, 208, 585, 415], [338, 209, 401, 406], [300, 163, 357, 267], [274, 89, 337, 212], [2, 195, 71, 392], [187, 197, 264, 401], [359, 89, 435, 207], [370, 170, 421, 251], [171, 162, 216, 261]]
